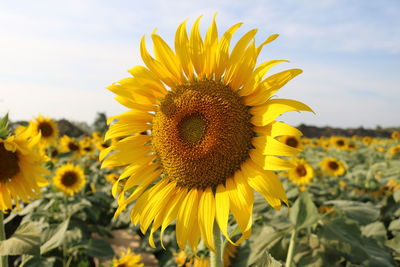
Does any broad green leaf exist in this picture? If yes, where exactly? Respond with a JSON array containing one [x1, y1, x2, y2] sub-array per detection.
[[84, 238, 114, 259], [0, 222, 40, 256], [319, 218, 368, 263], [325, 200, 379, 225], [385, 235, 400, 253], [362, 222, 387, 244], [388, 219, 400, 235], [289, 192, 319, 230], [0, 113, 9, 139], [41, 219, 69, 254]]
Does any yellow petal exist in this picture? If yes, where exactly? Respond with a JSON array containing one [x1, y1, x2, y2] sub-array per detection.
[[250, 99, 314, 127], [175, 20, 194, 81], [249, 149, 294, 170], [176, 189, 200, 250], [215, 22, 243, 80], [252, 135, 301, 156], [241, 160, 287, 209], [215, 184, 234, 244], [198, 188, 216, 250], [190, 17, 205, 77], [151, 33, 183, 82], [240, 60, 289, 97], [254, 121, 303, 137]]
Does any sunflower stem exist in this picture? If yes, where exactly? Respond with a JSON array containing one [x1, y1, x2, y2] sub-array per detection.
[[210, 225, 223, 267], [285, 227, 297, 267], [0, 212, 8, 267]]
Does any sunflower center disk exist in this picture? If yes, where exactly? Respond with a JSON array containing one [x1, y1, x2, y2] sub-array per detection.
[[0, 143, 20, 183], [296, 165, 307, 177], [61, 171, 78, 187], [38, 122, 54, 137], [178, 113, 207, 145], [152, 80, 254, 190], [328, 161, 339, 170]]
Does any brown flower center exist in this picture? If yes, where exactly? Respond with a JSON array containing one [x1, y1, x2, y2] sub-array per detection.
[[61, 171, 78, 187], [68, 142, 79, 151], [286, 137, 299, 148], [0, 143, 20, 183], [328, 161, 339, 170], [295, 165, 307, 177], [38, 122, 54, 137], [336, 140, 344, 147], [152, 80, 254, 190]]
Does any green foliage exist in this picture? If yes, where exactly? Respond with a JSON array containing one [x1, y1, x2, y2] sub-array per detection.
[[0, 113, 10, 139]]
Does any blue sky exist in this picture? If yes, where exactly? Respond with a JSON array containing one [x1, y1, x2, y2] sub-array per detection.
[[0, 0, 399, 128]]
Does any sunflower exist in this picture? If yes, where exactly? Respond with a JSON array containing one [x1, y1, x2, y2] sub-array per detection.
[[287, 158, 314, 186], [389, 145, 400, 156], [102, 16, 313, 250], [0, 130, 48, 210], [279, 135, 302, 149], [60, 135, 81, 154], [113, 248, 143, 267], [320, 157, 345, 177], [28, 115, 58, 146], [330, 136, 347, 149], [391, 131, 400, 140], [53, 164, 86, 196], [79, 137, 95, 154]]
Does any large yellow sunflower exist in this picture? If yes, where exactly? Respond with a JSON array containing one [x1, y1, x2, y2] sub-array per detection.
[[320, 157, 345, 177], [102, 16, 313, 251], [53, 164, 86, 196], [28, 115, 58, 146], [0, 130, 48, 210]]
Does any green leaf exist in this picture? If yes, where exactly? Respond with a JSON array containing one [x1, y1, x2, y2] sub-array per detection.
[[325, 200, 379, 225], [0, 222, 40, 256], [388, 219, 400, 235], [385, 235, 400, 253], [362, 222, 387, 244], [24, 256, 56, 267], [0, 113, 9, 129], [289, 192, 319, 230], [0, 113, 9, 139], [84, 238, 114, 259], [319, 218, 368, 263], [41, 219, 70, 255], [393, 190, 400, 203], [252, 251, 282, 267]]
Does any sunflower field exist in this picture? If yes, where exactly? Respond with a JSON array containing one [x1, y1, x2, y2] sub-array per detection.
[[0, 113, 399, 267], [1, 17, 399, 267]]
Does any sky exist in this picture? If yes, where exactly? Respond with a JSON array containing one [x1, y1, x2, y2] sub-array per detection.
[[0, 0, 399, 128]]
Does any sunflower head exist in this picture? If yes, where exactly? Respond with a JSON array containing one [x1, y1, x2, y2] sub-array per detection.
[[53, 164, 86, 196], [79, 137, 94, 154], [102, 16, 313, 251], [280, 135, 302, 149], [330, 136, 347, 149], [60, 135, 81, 153], [112, 248, 143, 267], [389, 145, 400, 156], [28, 115, 58, 145], [0, 129, 48, 210], [391, 131, 400, 140], [320, 157, 345, 177], [288, 158, 314, 186]]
